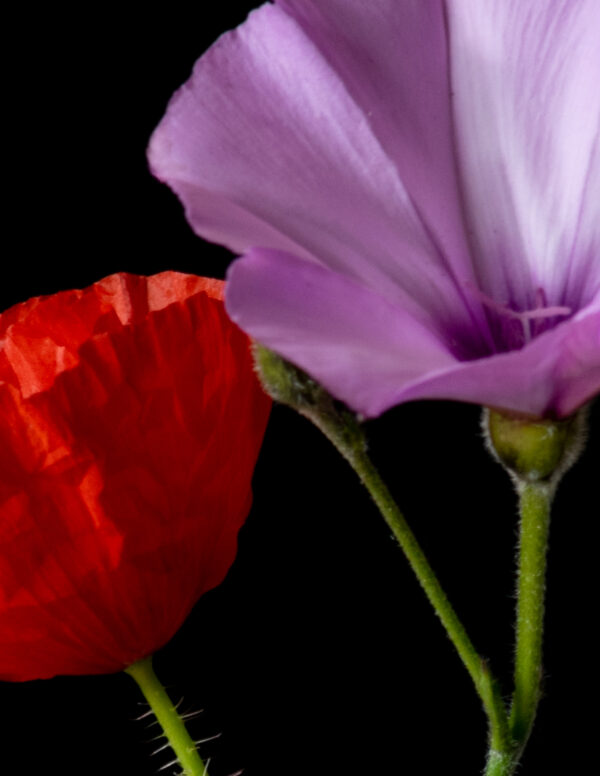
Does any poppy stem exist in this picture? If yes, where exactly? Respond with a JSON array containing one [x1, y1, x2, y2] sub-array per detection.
[[125, 656, 209, 776]]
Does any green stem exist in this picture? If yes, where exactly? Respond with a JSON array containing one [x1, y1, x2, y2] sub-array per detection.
[[509, 482, 552, 746], [483, 481, 553, 776], [484, 749, 515, 776], [308, 406, 511, 756], [351, 444, 509, 748], [125, 656, 208, 776]]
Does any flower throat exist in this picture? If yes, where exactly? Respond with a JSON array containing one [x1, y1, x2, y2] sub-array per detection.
[[467, 284, 572, 352]]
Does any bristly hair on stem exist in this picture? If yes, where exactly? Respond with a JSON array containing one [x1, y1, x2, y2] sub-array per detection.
[[125, 656, 210, 776]]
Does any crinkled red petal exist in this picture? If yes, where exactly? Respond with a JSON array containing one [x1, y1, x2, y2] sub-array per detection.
[[0, 272, 270, 680]]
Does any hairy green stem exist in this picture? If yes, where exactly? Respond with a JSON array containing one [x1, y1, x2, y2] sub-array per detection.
[[509, 482, 552, 746], [351, 442, 509, 750], [251, 351, 578, 773], [481, 406, 586, 774], [483, 482, 553, 776], [484, 749, 515, 776], [307, 405, 511, 757], [125, 656, 208, 776]]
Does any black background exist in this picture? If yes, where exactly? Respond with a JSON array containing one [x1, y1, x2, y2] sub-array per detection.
[[2, 3, 598, 774]]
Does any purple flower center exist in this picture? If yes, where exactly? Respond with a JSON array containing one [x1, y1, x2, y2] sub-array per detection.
[[466, 284, 573, 353]]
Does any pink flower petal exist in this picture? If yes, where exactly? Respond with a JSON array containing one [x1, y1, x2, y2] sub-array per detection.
[[150, 1, 600, 419], [447, 0, 600, 310], [149, 2, 483, 343], [397, 293, 600, 418], [228, 250, 599, 419], [226, 249, 456, 418], [276, 0, 479, 295]]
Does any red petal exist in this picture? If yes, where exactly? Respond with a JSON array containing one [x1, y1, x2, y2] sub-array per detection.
[[0, 272, 270, 680]]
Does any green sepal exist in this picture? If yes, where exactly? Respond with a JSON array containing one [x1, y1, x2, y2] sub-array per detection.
[[252, 344, 364, 454], [484, 409, 586, 486]]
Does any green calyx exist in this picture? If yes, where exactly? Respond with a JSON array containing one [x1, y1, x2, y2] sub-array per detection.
[[252, 344, 365, 453], [484, 409, 585, 485], [252, 344, 323, 409]]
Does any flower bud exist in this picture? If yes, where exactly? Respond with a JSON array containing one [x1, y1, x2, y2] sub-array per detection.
[[252, 343, 323, 410], [252, 344, 365, 456]]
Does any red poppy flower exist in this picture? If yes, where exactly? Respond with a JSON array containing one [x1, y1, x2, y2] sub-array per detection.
[[0, 272, 271, 681]]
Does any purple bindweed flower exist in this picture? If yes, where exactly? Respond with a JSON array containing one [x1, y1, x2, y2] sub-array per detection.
[[149, 0, 599, 419]]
